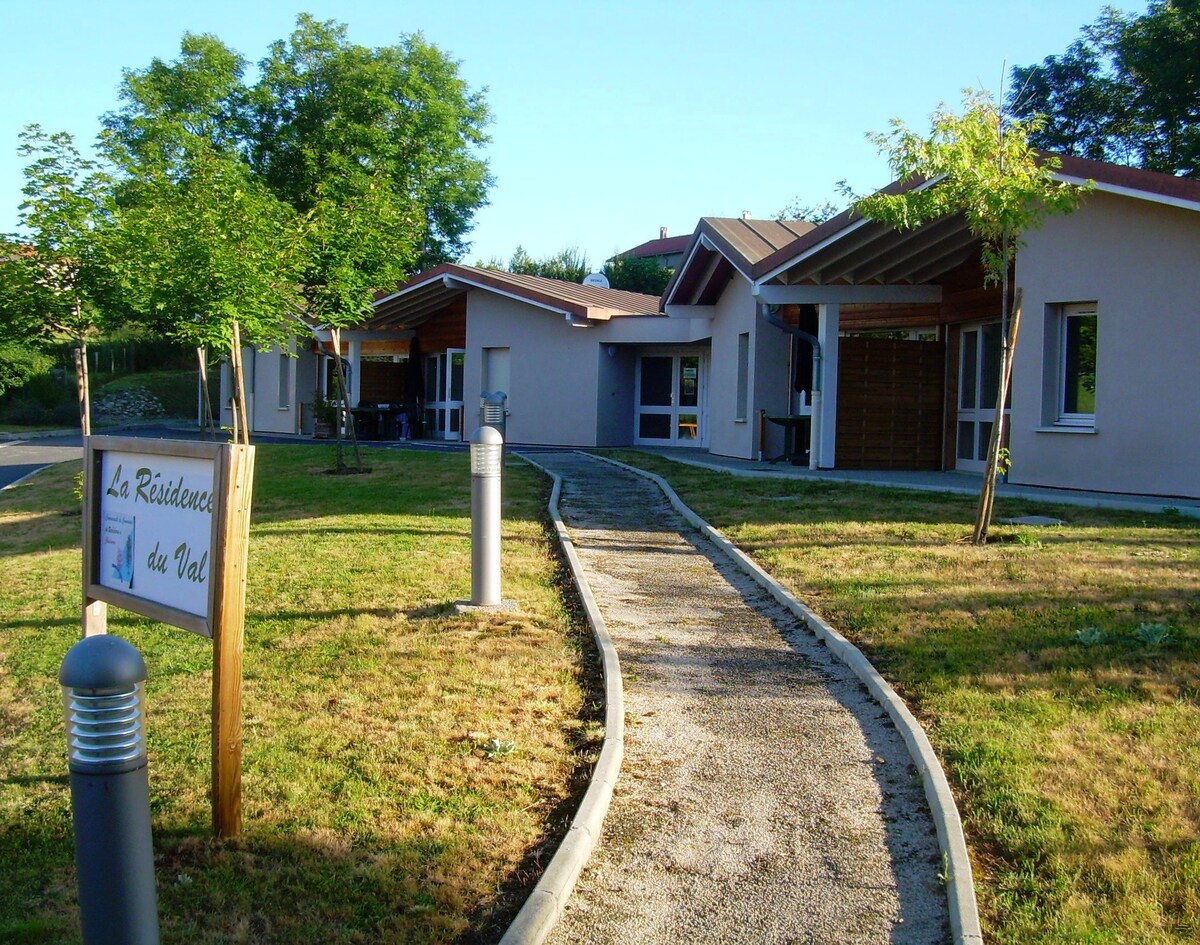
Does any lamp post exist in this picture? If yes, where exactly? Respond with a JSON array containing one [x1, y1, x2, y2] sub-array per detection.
[[469, 426, 504, 606], [60, 634, 160, 945]]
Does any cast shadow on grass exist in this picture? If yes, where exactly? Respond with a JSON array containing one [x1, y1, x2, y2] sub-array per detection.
[[0, 782, 593, 945]]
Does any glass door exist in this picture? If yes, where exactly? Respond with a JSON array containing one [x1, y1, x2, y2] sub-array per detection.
[[423, 348, 465, 440], [635, 353, 706, 447], [957, 324, 1004, 472]]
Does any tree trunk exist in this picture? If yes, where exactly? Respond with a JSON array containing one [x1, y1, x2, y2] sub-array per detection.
[[329, 327, 363, 472], [972, 287, 1023, 544], [197, 347, 218, 439], [230, 321, 251, 446], [73, 339, 92, 437]]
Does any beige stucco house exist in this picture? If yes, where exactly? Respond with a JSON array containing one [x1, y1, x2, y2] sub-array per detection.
[[221, 155, 1198, 500]]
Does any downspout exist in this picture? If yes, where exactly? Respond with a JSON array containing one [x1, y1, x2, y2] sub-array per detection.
[[755, 297, 823, 469]]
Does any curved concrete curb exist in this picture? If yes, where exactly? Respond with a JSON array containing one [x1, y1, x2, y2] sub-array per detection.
[[591, 452, 984, 945], [498, 455, 625, 945], [0, 467, 48, 492]]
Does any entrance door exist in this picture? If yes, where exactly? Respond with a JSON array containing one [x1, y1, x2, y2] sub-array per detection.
[[956, 324, 1004, 472], [635, 353, 705, 446], [424, 348, 465, 440]]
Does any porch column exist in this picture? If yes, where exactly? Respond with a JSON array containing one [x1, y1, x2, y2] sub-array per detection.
[[348, 339, 362, 407], [815, 302, 839, 469]]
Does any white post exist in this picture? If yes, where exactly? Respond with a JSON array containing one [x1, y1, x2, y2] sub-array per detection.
[[470, 427, 503, 606], [348, 338, 362, 408], [816, 302, 840, 469]]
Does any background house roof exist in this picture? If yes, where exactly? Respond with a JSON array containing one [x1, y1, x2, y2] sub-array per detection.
[[618, 233, 692, 259], [369, 263, 662, 329]]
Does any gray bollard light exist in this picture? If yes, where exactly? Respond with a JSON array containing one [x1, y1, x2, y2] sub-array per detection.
[[60, 634, 160, 945], [470, 425, 504, 606]]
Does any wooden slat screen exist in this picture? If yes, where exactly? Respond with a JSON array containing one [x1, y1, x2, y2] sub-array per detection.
[[836, 337, 946, 469]]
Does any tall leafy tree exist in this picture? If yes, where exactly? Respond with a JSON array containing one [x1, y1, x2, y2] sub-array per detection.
[[857, 90, 1086, 543], [251, 14, 492, 269], [2, 127, 114, 434], [1010, 1, 1200, 177]]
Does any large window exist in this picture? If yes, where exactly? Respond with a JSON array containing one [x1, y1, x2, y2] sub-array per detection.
[[1058, 303, 1098, 425]]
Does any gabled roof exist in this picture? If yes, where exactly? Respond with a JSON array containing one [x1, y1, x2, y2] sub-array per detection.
[[368, 263, 662, 329], [751, 154, 1200, 287], [663, 217, 815, 307], [618, 234, 692, 259]]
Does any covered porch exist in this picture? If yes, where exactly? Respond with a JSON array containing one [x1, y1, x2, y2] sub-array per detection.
[[750, 209, 1001, 472]]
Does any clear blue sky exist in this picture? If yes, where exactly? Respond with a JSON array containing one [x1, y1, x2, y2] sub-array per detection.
[[0, 0, 1140, 269]]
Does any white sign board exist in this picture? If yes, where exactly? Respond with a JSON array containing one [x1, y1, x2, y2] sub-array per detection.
[[98, 450, 217, 619]]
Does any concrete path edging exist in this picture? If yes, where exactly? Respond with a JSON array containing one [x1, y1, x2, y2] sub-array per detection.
[[0, 467, 49, 492], [590, 452, 984, 945], [498, 456, 626, 945]]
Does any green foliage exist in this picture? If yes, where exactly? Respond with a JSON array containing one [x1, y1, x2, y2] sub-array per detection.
[[2, 127, 114, 347], [773, 198, 841, 224], [250, 15, 492, 269], [299, 178, 420, 330], [99, 14, 493, 347], [856, 89, 1086, 290], [602, 254, 673, 295], [103, 146, 305, 354], [0, 343, 51, 397], [1132, 622, 1174, 648], [1073, 626, 1108, 647], [1010, 1, 1200, 177], [483, 245, 592, 283], [101, 32, 251, 185]]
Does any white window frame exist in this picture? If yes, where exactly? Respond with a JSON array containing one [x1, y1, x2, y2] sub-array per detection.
[[1057, 302, 1098, 427]]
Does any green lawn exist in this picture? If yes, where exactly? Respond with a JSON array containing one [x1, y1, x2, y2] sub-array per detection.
[[0, 446, 599, 944], [611, 451, 1200, 945]]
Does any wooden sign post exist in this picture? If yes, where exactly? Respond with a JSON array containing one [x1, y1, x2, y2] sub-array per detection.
[[82, 436, 256, 838]]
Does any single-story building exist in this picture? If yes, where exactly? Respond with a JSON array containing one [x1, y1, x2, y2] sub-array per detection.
[[220, 154, 1199, 499]]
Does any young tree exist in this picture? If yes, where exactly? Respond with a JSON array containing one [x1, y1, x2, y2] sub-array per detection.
[[856, 89, 1087, 543], [101, 17, 493, 450], [3, 127, 115, 434], [1010, 1, 1200, 177], [104, 147, 305, 444], [300, 179, 421, 471]]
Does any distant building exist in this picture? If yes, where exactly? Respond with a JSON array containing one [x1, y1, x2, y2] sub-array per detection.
[[612, 227, 692, 270]]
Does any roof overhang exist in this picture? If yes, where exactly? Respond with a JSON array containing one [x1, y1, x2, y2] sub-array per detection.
[[753, 284, 943, 304], [370, 264, 660, 330]]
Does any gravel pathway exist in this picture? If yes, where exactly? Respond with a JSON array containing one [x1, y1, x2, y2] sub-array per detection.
[[532, 452, 950, 945]]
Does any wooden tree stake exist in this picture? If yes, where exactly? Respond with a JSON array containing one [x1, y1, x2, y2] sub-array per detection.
[[210, 443, 256, 838]]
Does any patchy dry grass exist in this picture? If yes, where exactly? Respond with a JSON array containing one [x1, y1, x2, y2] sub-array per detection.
[[611, 451, 1200, 945], [0, 446, 599, 944]]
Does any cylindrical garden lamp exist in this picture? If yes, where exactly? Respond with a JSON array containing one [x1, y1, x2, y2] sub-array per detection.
[[470, 425, 504, 606], [60, 634, 160, 945]]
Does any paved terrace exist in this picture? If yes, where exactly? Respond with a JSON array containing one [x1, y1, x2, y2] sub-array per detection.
[[636, 447, 1200, 518]]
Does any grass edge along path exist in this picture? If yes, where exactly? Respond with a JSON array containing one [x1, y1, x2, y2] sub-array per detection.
[[0, 446, 602, 944], [608, 449, 1200, 945]]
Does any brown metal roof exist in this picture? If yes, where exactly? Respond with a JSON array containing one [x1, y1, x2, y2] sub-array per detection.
[[663, 217, 816, 306], [369, 263, 662, 329], [751, 153, 1200, 285]]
